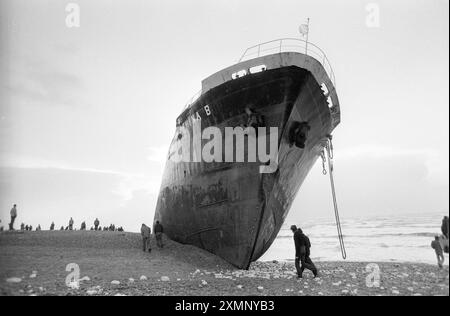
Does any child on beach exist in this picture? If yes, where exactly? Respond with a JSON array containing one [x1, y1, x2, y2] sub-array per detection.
[[431, 236, 445, 268]]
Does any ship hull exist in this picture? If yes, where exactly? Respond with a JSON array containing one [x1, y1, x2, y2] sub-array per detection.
[[155, 56, 339, 269]]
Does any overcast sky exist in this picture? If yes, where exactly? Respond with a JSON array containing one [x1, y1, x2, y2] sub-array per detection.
[[0, 0, 448, 232]]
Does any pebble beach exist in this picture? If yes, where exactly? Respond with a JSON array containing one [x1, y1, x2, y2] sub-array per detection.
[[0, 231, 448, 296]]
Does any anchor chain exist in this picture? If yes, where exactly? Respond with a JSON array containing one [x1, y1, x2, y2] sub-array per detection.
[[322, 136, 347, 260], [320, 151, 327, 175]]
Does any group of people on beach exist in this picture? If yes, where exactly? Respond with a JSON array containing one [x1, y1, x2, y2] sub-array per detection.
[[63, 218, 124, 232], [3, 204, 124, 233], [3, 203, 448, 272], [141, 221, 164, 253]]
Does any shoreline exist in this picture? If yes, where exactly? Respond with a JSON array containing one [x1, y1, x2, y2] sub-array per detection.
[[0, 231, 448, 296], [264, 258, 449, 266]]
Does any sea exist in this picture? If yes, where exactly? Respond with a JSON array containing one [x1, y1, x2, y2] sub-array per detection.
[[260, 212, 449, 265]]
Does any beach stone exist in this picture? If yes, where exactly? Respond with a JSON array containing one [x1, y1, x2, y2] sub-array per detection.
[[111, 280, 120, 285], [86, 290, 98, 295], [237, 285, 243, 289], [201, 280, 208, 286], [140, 275, 147, 281], [6, 277, 22, 283], [115, 293, 126, 296], [80, 276, 90, 282], [257, 286, 264, 292], [392, 290, 400, 295], [128, 278, 135, 283], [29, 273, 37, 279], [161, 276, 170, 282]]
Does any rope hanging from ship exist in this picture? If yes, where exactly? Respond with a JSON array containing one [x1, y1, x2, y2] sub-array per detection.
[[321, 136, 347, 260]]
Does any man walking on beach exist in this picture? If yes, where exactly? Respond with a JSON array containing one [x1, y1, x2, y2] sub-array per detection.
[[141, 224, 152, 253], [291, 225, 318, 278], [9, 204, 17, 231], [154, 221, 164, 248], [431, 236, 445, 268]]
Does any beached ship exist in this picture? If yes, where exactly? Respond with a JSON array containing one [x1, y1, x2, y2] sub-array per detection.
[[154, 39, 341, 269]]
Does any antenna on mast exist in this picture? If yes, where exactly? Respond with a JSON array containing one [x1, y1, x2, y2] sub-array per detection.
[[299, 18, 310, 55]]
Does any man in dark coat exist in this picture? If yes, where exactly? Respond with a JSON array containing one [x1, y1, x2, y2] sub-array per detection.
[[154, 221, 164, 248], [94, 218, 100, 231], [442, 216, 449, 239], [291, 225, 318, 278]]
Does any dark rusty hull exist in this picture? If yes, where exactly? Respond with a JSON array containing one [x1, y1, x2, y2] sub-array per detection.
[[154, 65, 336, 269]]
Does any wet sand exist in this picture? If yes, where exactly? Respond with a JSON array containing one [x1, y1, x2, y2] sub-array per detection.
[[0, 231, 448, 296]]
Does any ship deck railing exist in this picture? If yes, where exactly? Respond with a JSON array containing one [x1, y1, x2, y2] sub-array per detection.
[[183, 38, 336, 111], [238, 38, 336, 88]]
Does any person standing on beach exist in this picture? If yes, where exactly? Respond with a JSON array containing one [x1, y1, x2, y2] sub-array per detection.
[[9, 204, 17, 231], [431, 236, 445, 268], [442, 216, 449, 239], [291, 225, 318, 278], [69, 217, 74, 231], [94, 218, 100, 231], [154, 221, 164, 248], [50, 222, 55, 231], [141, 224, 152, 253]]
